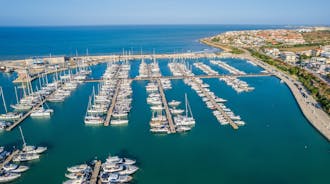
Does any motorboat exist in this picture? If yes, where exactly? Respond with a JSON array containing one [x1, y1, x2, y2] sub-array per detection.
[[0, 172, 21, 183], [67, 164, 90, 173], [105, 156, 136, 165], [168, 100, 181, 107], [99, 172, 132, 183], [30, 107, 53, 117], [13, 153, 40, 162]]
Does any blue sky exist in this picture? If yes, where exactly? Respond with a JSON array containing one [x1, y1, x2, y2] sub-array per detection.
[[0, 0, 329, 26]]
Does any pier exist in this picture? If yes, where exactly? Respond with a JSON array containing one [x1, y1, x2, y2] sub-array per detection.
[[191, 78, 239, 130], [104, 80, 122, 126], [90, 160, 101, 184], [85, 73, 272, 83], [0, 150, 19, 169], [157, 79, 176, 133], [6, 98, 48, 131]]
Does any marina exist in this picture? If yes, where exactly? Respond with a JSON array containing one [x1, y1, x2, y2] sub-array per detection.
[[63, 155, 138, 184], [0, 25, 329, 184]]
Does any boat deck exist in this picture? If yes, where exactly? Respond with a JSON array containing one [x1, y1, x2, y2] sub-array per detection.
[[191, 78, 238, 130]]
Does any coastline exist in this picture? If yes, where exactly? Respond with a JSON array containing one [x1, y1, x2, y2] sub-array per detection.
[[201, 41, 330, 141]]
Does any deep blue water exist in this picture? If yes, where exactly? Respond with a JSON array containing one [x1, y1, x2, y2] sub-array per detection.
[[0, 25, 282, 60]]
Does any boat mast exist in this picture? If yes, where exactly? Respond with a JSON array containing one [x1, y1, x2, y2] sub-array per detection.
[[0, 87, 8, 113], [187, 95, 194, 118], [19, 126, 27, 148], [14, 86, 19, 104], [185, 93, 188, 118]]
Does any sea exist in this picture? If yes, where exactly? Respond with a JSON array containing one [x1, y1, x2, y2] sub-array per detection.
[[0, 25, 329, 184]]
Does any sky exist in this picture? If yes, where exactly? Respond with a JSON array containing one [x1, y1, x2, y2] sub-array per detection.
[[0, 0, 329, 26]]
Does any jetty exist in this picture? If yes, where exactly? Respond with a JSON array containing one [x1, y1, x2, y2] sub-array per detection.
[[6, 98, 48, 131], [157, 79, 176, 133], [104, 80, 122, 126], [192, 78, 238, 130], [90, 160, 101, 184], [85, 73, 272, 83], [0, 150, 19, 169]]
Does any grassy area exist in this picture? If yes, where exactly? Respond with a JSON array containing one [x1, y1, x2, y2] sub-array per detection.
[[248, 49, 330, 115], [303, 30, 330, 43], [230, 47, 244, 54]]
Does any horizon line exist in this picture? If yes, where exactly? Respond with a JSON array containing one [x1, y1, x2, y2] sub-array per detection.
[[0, 23, 330, 28]]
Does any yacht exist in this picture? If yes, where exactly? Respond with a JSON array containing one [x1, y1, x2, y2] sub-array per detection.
[[0, 121, 11, 130], [99, 172, 132, 183], [13, 153, 40, 162], [84, 116, 103, 125], [105, 155, 136, 165], [3, 163, 29, 173], [102, 163, 124, 173], [0, 172, 21, 183], [176, 125, 192, 133], [67, 164, 90, 173], [110, 119, 128, 125], [151, 105, 164, 111], [19, 127, 48, 154], [168, 100, 181, 107], [118, 165, 139, 175], [30, 107, 53, 118], [0, 112, 22, 121]]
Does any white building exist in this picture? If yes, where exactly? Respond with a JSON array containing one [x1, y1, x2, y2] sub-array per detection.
[[280, 52, 297, 63]]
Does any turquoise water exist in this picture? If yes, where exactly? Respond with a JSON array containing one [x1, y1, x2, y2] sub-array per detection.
[[0, 58, 329, 184], [0, 25, 329, 184]]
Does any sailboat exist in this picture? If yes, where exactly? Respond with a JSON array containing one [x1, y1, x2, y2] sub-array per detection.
[[10, 86, 33, 112], [174, 93, 195, 131], [30, 96, 53, 118], [19, 126, 47, 154], [84, 96, 104, 125], [0, 87, 22, 121]]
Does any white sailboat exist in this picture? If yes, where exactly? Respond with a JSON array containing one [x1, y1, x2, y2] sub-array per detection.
[[175, 93, 195, 128], [0, 87, 22, 121]]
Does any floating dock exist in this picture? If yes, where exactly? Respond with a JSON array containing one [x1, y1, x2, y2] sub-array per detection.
[[191, 78, 238, 130], [0, 150, 19, 169], [84, 73, 272, 83], [104, 80, 122, 126], [90, 160, 101, 184], [6, 98, 48, 131], [157, 79, 176, 133]]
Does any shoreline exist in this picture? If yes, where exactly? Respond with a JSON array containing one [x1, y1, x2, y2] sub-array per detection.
[[201, 41, 330, 141]]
